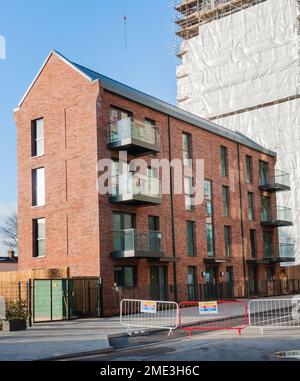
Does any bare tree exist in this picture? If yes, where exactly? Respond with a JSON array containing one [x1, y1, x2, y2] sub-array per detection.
[[0, 212, 18, 251]]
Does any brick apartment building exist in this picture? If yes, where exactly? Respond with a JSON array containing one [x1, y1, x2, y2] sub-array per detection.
[[14, 50, 294, 310]]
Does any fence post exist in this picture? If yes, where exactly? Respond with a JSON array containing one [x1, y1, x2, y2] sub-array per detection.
[[18, 281, 21, 302], [66, 279, 71, 321], [97, 277, 104, 318], [26, 279, 32, 327]]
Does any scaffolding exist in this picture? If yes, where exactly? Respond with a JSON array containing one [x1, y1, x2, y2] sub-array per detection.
[[175, 0, 267, 40]]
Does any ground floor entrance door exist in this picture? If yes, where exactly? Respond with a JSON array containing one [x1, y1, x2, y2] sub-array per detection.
[[150, 266, 168, 301], [225, 267, 234, 298], [248, 266, 258, 296], [204, 266, 218, 300]]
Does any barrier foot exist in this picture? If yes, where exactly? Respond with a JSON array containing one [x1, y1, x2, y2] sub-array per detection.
[[238, 328, 242, 337], [189, 330, 193, 338], [260, 327, 264, 336], [168, 329, 174, 337]]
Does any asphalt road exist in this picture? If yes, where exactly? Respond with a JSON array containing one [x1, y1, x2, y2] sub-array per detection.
[[63, 327, 300, 362]]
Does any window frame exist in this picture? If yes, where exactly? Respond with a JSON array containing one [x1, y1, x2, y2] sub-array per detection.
[[32, 167, 45, 207], [250, 229, 257, 258], [31, 118, 45, 158], [220, 146, 228, 177], [182, 132, 192, 167], [222, 185, 230, 217], [114, 266, 137, 288], [248, 192, 255, 221], [186, 220, 196, 257], [32, 218, 46, 258], [246, 155, 253, 184], [224, 226, 232, 258]]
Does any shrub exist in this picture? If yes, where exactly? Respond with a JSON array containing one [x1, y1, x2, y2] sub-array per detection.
[[5, 300, 28, 321]]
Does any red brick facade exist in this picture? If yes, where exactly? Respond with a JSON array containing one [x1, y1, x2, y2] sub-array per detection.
[[14, 52, 283, 306]]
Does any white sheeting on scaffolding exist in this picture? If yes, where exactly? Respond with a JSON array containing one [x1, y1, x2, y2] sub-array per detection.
[[177, 0, 300, 263]]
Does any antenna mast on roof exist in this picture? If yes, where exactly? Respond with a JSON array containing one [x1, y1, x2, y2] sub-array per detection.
[[123, 0, 128, 49]]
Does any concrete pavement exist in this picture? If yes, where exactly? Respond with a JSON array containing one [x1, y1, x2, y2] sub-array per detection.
[[0, 294, 299, 361], [0, 318, 125, 361]]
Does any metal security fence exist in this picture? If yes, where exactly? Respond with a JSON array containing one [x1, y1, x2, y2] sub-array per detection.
[[248, 298, 300, 333], [245, 279, 300, 298], [0, 280, 32, 326], [32, 278, 103, 323], [179, 300, 248, 336], [120, 299, 179, 335]]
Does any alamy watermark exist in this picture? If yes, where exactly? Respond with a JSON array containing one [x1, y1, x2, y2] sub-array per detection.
[[97, 151, 205, 207], [0, 35, 6, 60]]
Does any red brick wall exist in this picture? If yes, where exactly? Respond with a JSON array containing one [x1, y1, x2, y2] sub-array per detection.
[[15, 54, 101, 277], [15, 54, 280, 302]]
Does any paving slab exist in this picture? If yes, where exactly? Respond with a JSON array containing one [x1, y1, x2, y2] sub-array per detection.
[[0, 318, 126, 361]]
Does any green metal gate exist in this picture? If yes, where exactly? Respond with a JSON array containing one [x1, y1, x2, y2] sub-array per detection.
[[33, 280, 68, 322], [32, 278, 103, 323]]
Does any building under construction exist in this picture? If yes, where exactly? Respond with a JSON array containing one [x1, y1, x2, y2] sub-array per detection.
[[175, 0, 300, 264]]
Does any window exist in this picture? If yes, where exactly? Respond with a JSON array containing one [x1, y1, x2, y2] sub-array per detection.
[[246, 156, 253, 184], [222, 186, 230, 217], [144, 118, 158, 145], [182, 133, 192, 167], [221, 146, 228, 177], [113, 212, 135, 251], [184, 176, 193, 211], [263, 231, 273, 258], [206, 224, 214, 257], [265, 267, 275, 280], [205, 180, 214, 257], [33, 218, 45, 258], [31, 118, 44, 157], [109, 106, 132, 142], [248, 192, 255, 221], [188, 267, 197, 301], [259, 160, 269, 186], [261, 196, 271, 221], [148, 216, 161, 252], [186, 221, 196, 257], [32, 167, 45, 207], [114, 266, 137, 288], [250, 229, 257, 258], [224, 226, 231, 257]]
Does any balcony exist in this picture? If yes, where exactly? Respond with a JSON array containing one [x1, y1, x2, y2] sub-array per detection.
[[108, 117, 160, 155], [109, 173, 162, 205], [259, 170, 291, 192], [111, 229, 164, 259], [261, 207, 293, 227], [276, 243, 295, 263], [248, 244, 295, 264]]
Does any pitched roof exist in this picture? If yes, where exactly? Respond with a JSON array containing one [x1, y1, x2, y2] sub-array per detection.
[[16, 50, 276, 157]]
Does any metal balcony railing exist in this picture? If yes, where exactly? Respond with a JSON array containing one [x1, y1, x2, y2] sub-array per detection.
[[108, 117, 160, 154], [111, 229, 163, 258], [110, 173, 161, 197], [109, 173, 162, 205], [261, 206, 293, 227], [278, 243, 295, 260], [259, 169, 291, 192]]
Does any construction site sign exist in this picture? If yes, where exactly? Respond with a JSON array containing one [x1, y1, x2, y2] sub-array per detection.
[[199, 301, 218, 315], [141, 301, 157, 314]]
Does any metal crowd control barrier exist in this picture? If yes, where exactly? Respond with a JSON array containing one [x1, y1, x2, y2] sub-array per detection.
[[120, 299, 179, 336], [248, 298, 300, 334], [178, 300, 248, 336]]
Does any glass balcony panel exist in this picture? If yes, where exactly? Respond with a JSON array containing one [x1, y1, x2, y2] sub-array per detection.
[[110, 173, 161, 197], [108, 118, 160, 147], [112, 229, 163, 258], [278, 244, 295, 259]]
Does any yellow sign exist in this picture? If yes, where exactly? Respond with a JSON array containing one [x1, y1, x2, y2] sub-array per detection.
[[141, 301, 157, 314], [199, 301, 218, 315]]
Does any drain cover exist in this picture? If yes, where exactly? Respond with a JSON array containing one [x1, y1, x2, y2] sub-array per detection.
[[275, 351, 300, 360]]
